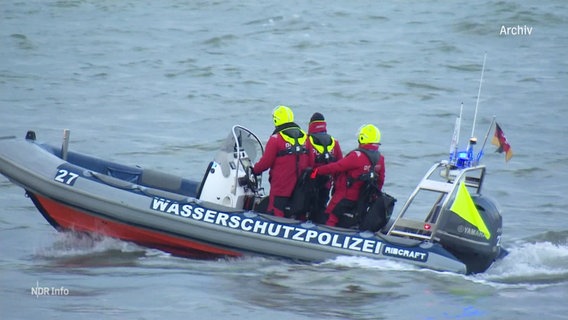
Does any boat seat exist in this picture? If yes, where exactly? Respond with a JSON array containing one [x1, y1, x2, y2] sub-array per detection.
[[91, 172, 137, 190], [139, 169, 183, 193]]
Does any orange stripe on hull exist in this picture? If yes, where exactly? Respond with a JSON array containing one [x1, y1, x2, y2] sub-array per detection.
[[33, 194, 242, 259]]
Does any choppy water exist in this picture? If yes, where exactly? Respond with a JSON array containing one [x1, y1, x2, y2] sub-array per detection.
[[1, 0, 568, 319]]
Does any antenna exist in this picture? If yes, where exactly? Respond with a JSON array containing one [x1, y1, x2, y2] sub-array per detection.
[[453, 53, 488, 169], [471, 53, 487, 139], [449, 103, 463, 163]]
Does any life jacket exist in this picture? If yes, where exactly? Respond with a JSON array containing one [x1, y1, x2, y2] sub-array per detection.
[[346, 148, 380, 188], [275, 126, 311, 219], [276, 127, 307, 156], [350, 148, 396, 232], [309, 133, 337, 164], [276, 126, 307, 176]]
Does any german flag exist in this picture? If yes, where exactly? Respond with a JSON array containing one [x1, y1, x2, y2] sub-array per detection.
[[491, 122, 513, 162]]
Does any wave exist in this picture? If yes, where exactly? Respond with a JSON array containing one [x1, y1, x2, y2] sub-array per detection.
[[477, 240, 568, 287], [469, 231, 568, 287], [512, 166, 547, 177], [322, 231, 568, 288], [404, 81, 456, 93], [323, 255, 419, 272], [29, 229, 568, 287], [31, 232, 153, 268], [446, 63, 483, 72], [10, 33, 35, 51]]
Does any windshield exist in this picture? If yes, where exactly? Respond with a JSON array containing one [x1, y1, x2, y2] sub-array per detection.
[[214, 125, 264, 178], [233, 125, 264, 163]]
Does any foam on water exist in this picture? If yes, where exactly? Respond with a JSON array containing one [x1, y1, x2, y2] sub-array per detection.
[[324, 255, 419, 272], [29, 228, 568, 287], [319, 234, 568, 290], [479, 240, 568, 286], [32, 232, 150, 259]]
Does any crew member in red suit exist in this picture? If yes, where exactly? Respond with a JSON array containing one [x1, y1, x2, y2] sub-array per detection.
[[252, 106, 309, 217], [305, 112, 343, 223], [311, 124, 385, 227]]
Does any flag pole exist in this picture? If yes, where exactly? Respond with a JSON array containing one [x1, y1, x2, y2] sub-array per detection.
[[476, 116, 496, 164]]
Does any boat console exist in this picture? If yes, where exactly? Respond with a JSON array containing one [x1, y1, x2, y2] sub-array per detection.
[[196, 125, 265, 210]]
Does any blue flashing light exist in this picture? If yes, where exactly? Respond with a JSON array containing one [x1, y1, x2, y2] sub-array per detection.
[[455, 149, 474, 169]]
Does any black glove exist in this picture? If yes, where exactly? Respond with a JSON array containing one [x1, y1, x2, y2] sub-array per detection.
[[239, 166, 258, 190]]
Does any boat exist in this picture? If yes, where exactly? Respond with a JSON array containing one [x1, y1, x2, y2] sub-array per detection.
[[0, 125, 506, 274]]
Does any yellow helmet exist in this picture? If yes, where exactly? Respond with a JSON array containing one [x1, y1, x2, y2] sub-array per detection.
[[272, 105, 294, 126], [358, 124, 381, 144]]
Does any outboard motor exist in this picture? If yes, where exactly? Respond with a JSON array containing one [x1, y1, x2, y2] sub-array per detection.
[[436, 194, 503, 274]]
